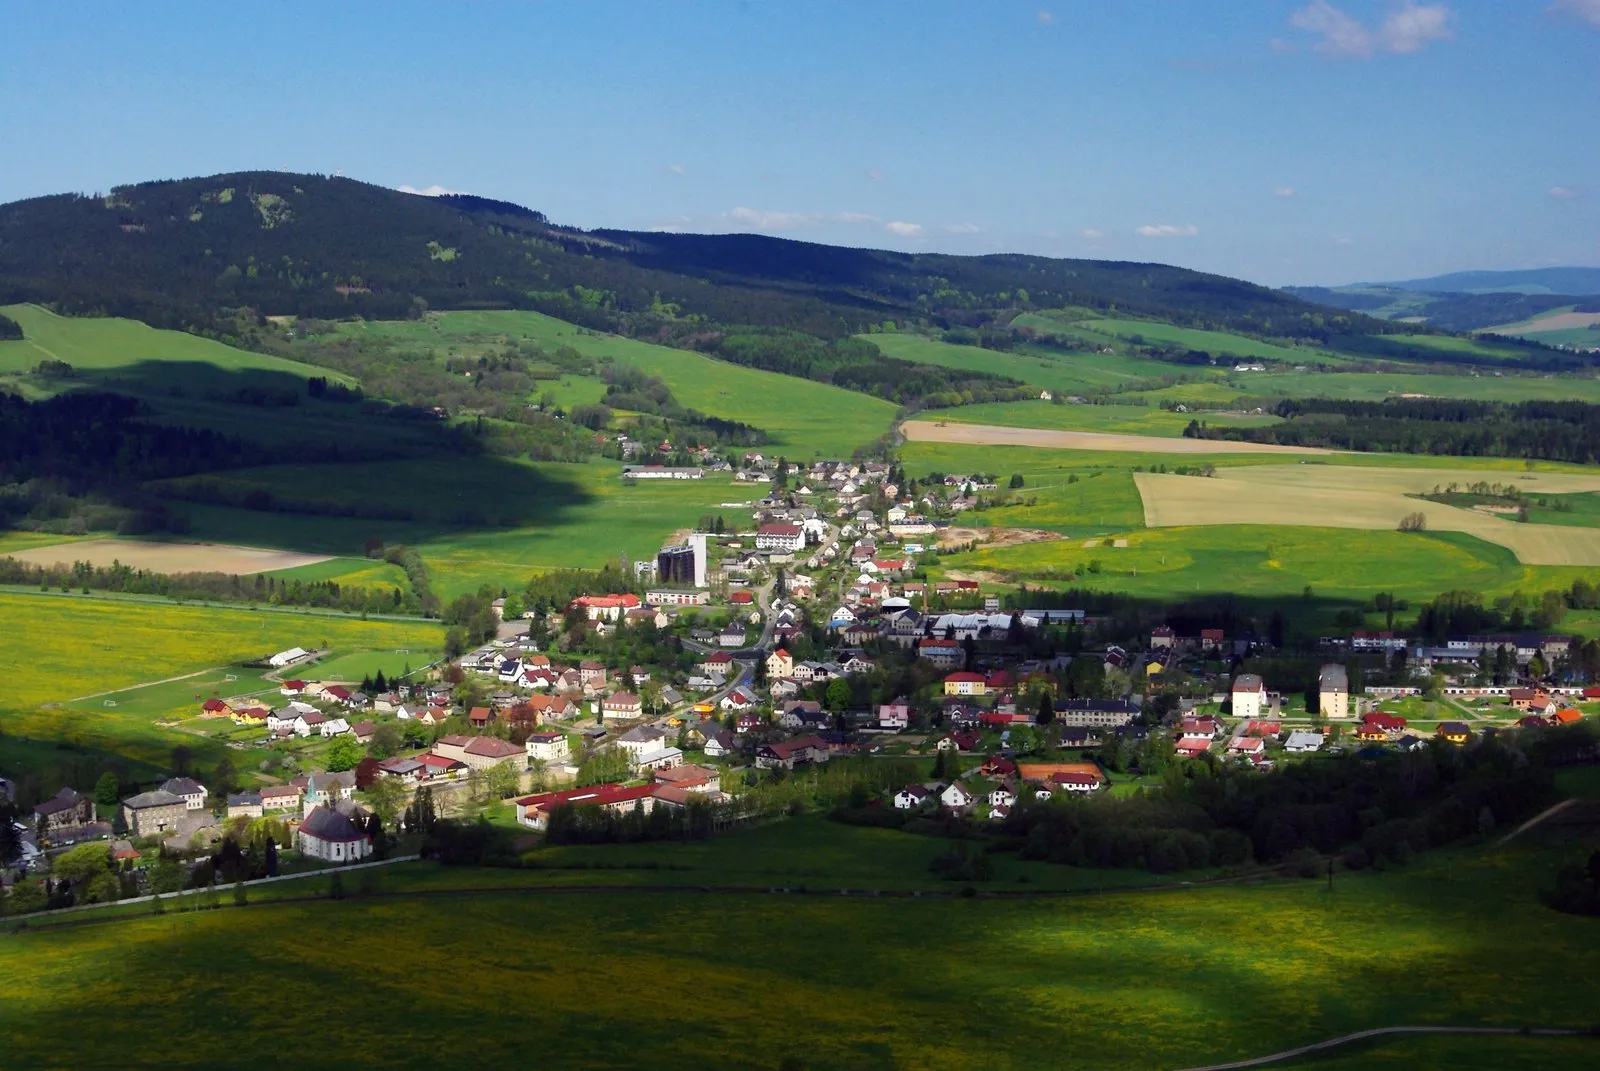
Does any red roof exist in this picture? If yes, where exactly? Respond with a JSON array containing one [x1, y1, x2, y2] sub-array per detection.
[[201, 699, 227, 712], [570, 593, 642, 610], [281, 680, 305, 690], [1362, 712, 1407, 731], [730, 591, 754, 603], [704, 651, 733, 664], [418, 753, 465, 770], [757, 523, 802, 537], [944, 672, 985, 683], [516, 782, 658, 811], [1050, 771, 1102, 786], [1553, 708, 1583, 725]]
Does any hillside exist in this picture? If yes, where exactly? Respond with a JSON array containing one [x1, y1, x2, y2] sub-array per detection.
[[1379, 267, 1600, 295], [0, 171, 1396, 348]]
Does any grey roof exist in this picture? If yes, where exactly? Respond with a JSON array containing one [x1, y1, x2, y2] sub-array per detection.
[[34, 788, 85, 815], [227, 792, 263, 806], [1319, 664, 1349, 691], [1232, 673, 1264, 691], [298, 805, 367, 843], [161, 777, 206, 797], [124, 790, 183, 810]]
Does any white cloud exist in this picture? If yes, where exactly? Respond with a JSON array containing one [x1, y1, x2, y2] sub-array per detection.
[[1081, 228, 1107, 240], [1037, 9, 1054, 25], [665, 163, 686, 176], [1549, 185, 1583, 200], [886, 221, 924, 237], [1288, 1, 1452, 58], [1549, 0, 1600, 28], [397, 184, 466, 197], [1136, 224, 1199, 238], [724, 207, 877, 231], [1275, 186, 1296, 198]]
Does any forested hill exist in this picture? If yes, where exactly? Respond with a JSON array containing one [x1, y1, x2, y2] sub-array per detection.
[[0, 170, 1393, 344]]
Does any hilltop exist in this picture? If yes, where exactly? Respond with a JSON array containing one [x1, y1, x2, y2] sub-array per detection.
[[0, 170, 1391, 345]]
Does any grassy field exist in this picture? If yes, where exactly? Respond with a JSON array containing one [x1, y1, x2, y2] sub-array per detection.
[[340, 311, 898, 457], [1137, 464, 1600, 566], [0, 828, 1594, 1069], [0, 591, 443, 780], [929, 399, 1283, 437], [0, 303, 344, 385], [1075, 317, 1348, 364], [934, 525, 1587, 606], [868, 331, 1168, 394]]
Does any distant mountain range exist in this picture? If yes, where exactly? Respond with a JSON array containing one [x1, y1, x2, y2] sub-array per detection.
[[1284, 267, 1600, 334], [0, 170, 1396, 346]]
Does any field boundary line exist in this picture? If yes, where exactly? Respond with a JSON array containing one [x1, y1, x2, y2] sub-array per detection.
[[54, 667, 225, 706], [1173, 1024, 1591, 1070]]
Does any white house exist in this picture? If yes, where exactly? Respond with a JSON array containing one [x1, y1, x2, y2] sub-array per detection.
[[159, 778, 209, 812], [987, 787, 1015, 809], [1284, 730, 1325, 753], [940, 782, 974, 810], [755, 523, 804, 552], [894, 785, 932, 810], [320, 717, 351, 738], [297, 805, 372, 863], [524, 731, 572, 765], [1231, 674, 1266, 721]]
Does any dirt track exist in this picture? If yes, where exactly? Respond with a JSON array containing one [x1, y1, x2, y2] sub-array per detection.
[[902, 420, 1332, 455], [4, 538, 332, 575]]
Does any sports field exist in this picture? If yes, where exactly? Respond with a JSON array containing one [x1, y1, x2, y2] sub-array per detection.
[[0, 830, 1593, 1069], [1137, 464, 1600, 565], [3, 537, 332, 574], [903, 419, 1330, 455]]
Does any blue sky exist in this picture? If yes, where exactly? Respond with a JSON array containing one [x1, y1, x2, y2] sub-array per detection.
[[1, 0, 1595, 285]]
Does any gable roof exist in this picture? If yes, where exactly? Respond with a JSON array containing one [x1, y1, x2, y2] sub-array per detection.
[[299, 805, 368, 843], [464, 736, 524, 758]]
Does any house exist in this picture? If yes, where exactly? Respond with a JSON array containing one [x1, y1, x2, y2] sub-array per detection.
[[417, 753, 468, 780], [231, 706, 270, 726], [652, 764, 722, 793], [121, 790, 187, 837], [292, 711, 326, 738], [633, 746, 684, 774], [1150, 625, 1175, 649], [200, 697, 231, 716], [260, 784, 303, 812], [579, 661, 609, 688], [1048, 771, 1103, 793], [1507, 688, 1553, 712], [765, 648, 794, 679], [468, 706, 493, 729], [268, 646, 309, 668], [894, 785, 932, 809], [722, 686, 761, 713], [769, 677, 800, 700], [735, 709, 765, 734], [524, 731, 572, 765], [988, 786, 1016, 809], [1231, 674, 1266, 720], [458, 737, 526, 771], [376, 757, 425, 785], [917, 638, 965, 669], [777, 700, 823, 731], [33, 788, 94, 834], [1318, 664, 1350, 719], [569, 593, 643, 622], [279, 680, 307, 697], [305, 771, 358, 808], [939, 782, 974, 810], [319, 716, 351, 738], [1436, 721, 1472, 745], [1017, 762, 1104, 789], [1552, 708, 1584, 726], [718, 623, 748, 648], [1228, 736, 1267, 758], [943, 672, 987, 697], [159, 777, 209, 812], [1200, 628, 1225, 652], [755, 523, 805, 552], [1284, 730, 1325, 753], [297, 805, 373, 863], [617, 724, 668, 762], [698, 651, 735, 678], [351, 721, 376, 745], [226, 792, 264, 819], [755, 735, 829, 770], [1055, 698, 1141, 728], [601, 691, 643, 721], [1359, 712, 1407, 740], [514, 782, 658, 830], [878, 697, 912, 730], [702, 731, 739, 758]]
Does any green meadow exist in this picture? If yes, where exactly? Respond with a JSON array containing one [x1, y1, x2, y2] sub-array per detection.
[[1075, 316, 1349, 364], [0, 591, 442, 780], [339, 310, 898, 457], [933, 524, 1589, 608], [0, 831, 1594, 1070], [869, 330, 1174, 394], [0, 303, 343, 384], [930, 399, 1283, 437]]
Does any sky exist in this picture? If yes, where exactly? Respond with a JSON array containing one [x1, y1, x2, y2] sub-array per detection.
[[0, 0, 1596, 286]]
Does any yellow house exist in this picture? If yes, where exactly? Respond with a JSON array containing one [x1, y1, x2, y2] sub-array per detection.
[[1436, 721, 1471, 745], [943, 672, 987, 697], [766, 648, 794, 680]]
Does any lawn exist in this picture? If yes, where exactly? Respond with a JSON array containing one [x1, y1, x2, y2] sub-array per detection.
[[0, 835, 1594, 1069], [0, 591, 443, 780], [340, 311, 898, 457]]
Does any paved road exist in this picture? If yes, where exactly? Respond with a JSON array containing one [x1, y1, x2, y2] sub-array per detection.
[[1174, 1025, 1585, 1071]]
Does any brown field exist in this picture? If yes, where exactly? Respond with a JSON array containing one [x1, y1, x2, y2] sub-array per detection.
[[1489, 310, 1600, 333], [3, 538, 333, 574], [1136, 465, 1600, 565], [902, 420, 1331, 455], [937, 526, 1062, 549]]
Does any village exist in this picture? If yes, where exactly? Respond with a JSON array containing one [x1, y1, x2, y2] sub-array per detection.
[[5, 452, 1597, 905]]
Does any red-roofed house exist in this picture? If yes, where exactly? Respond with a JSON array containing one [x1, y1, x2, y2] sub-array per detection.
[[755, 735, 829, 770], [514, 782, 657, 829], [570, 593, 643, 621], [755, 523, 804, 552], [943, 672, 987, 697]]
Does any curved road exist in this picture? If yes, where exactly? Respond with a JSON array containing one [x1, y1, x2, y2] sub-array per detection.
[[1175, 1025, 1587, 1071]]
